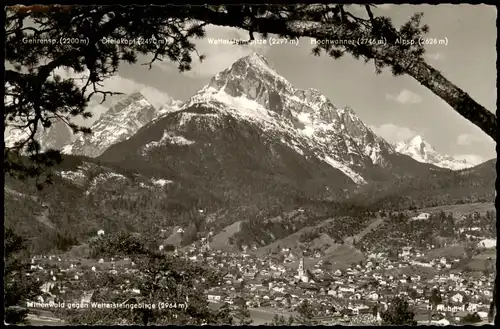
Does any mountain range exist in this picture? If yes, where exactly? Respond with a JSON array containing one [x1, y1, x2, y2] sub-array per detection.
[[4, 53, 495, 254], [4, 54, 488, 175], [98, 53, 444, 190]]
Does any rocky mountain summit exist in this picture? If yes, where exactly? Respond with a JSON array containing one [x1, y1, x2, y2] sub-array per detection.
[[62, 92, 182, 158], [396, 135, 474, 170], [5, 120, 73, 151]]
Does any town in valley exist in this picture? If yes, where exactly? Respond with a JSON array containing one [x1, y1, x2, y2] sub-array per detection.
[[21, 204, 495, 325]]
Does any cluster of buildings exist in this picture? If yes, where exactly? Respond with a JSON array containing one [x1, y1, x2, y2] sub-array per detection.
[[181, 242, 494, 325], [23, 221, 495, 325], [26, 254, 139, 306]]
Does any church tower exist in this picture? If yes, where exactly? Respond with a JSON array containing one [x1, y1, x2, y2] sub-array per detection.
[[201, 234, 211, 252], [298, 257, 305, 278]]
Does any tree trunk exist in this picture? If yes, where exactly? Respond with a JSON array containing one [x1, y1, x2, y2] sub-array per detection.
[[488, 279, 496, 323], [182, 6, 497, 141], [404, 59, 496, 140]]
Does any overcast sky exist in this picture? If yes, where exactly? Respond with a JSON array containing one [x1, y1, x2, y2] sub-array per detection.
[[73, 4, 496, 164]]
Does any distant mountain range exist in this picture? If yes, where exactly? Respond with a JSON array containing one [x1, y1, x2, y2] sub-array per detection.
[[4, 87, 182, 158], [395, 135, 475, 170], [4, 120, 73, 151], [4, 53, 495, 255]]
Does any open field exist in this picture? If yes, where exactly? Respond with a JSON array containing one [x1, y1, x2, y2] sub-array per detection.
[[391, 265, 437, 279], [426, 245, 467, 260], [64, 244, 91, 259], [472, 249, 496, 260], [466, 249, 496, 271], [210, 220, 242, 252], [27, 309, 65, 326], [248, 307, 296, 325], [253, 226, 316, 256], [28, 304, 295, 326], [418, 202, 494, 216], [320, 244, 365, 264], [28, 316, 64, 326], [164, 230, 183, 247], [279, 239, 365, 271], [209, 303, 295, 325], [311, 233, 337, 249]]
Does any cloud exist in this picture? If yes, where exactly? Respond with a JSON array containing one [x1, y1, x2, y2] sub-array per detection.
[[425, 52, 444, 61], [456, 133, 484, 146], [55, 68, 151, 95], [386, 89, 423, 104], [52, 68, 174, 125], [346, 5, 392, 19], [370, 123, 418, 143], [347, 5, 369, 18], [454, 154, 485, 166], [54, 68, 173, 105], [155, 25, 270, 78]]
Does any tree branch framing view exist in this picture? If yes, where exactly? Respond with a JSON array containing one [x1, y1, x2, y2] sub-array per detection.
[[3, 3, 496, 326]]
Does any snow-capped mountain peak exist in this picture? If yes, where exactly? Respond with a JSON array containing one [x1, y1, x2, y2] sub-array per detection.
[[409, 135, 434, 149], [5, 120, 73, 151], [396, 135, 473, 170], [63, 90, 182, 157], [237, 52, 290, 85], [173, 54, 403, 184], [397, 135, 436, 157]]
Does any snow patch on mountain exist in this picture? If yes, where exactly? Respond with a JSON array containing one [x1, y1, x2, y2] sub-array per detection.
[[84, 172, 127, 195], [167, 134, 195, 146], [58, 170, 87, 186], [395, 135, 474, 170], [141, 130, 195, 155], [157, 102, 183, 117], [322, 155, 367, 184], [177, 112, 219, 126], [202, 86, 274, 123], [56, 162, 130, 194], [142, 130, 195, 156], [59, 170, 86, 180], [61, 144, 74, 154], [287, 138, 306, 156], [150, 178, 173, 187], [294, 111, 330, 137]]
